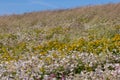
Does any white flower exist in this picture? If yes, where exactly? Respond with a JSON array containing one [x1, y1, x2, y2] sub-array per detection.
[[44, 75, 49, 80], [52, 78, 57, 80]]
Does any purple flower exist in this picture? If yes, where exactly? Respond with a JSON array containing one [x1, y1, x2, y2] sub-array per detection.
[[61, 74, 66, 80]]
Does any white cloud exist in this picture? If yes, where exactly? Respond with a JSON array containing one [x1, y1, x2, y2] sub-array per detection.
[[0, 0, 60, 9], [30, 0, 59, 8]]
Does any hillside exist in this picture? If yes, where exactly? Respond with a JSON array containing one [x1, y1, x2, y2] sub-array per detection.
[[0, 3, 120, 29], [0, 3, 120, 80]]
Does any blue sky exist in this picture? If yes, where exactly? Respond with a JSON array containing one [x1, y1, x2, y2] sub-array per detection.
[[0, 0, 120, 15]]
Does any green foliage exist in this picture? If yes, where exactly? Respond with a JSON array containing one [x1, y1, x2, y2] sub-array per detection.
[[74, 60, 85, 73]]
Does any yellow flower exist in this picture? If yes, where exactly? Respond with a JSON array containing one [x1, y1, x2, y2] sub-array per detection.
[[40, 52, 47, 56], [52, 53, 58, 58], [112, 34, 120, 41], [39, 67, 45, 73]]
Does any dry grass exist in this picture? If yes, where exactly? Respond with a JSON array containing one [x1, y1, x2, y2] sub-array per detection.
[[0, 3, 120, 30]]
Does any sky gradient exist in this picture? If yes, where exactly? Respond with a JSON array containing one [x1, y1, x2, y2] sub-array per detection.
[[0, 0, 120, 15]]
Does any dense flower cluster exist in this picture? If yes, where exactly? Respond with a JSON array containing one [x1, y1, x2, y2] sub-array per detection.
[[0, 25, 119, 79], [0, 52, 119, 80], [0, 35, 119, 79]]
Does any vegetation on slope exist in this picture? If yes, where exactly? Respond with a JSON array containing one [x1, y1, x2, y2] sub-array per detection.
[[0, 3, 120, 80]]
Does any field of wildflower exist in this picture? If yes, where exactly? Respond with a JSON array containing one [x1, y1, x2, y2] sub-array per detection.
[[0, 25, 120, 80], [0, 3, 120, 80]]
